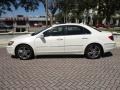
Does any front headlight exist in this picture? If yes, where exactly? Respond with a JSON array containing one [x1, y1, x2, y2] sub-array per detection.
[[8, 41, 14, 46]]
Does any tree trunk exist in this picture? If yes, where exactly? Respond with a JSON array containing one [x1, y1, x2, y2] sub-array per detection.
[[50, 15, 53, 26]]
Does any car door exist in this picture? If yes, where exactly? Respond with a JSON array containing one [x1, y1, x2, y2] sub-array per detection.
[[35, 26, 65, 54], [64, 25, 91, 53]]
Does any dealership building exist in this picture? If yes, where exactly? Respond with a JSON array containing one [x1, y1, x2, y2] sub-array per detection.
[[0, 15, 50, 32]]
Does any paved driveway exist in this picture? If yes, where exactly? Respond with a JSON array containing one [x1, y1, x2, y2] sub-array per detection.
[[1, 48, 120, 90]]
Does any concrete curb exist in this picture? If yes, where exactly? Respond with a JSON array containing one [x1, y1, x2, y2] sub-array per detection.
[[0, 32, 32, 35]]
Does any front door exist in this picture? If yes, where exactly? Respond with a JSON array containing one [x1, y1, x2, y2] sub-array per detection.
[[35, 26, 65, 54]]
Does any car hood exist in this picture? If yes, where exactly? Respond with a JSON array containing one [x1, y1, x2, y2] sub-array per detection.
[[11, 34, 32, 41]]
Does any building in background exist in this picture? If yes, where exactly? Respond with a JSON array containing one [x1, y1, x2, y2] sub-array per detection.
[[0, 15, 50, 32]]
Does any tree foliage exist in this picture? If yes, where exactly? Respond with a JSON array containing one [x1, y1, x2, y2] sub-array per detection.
[[56, 0, 120, 23], [98, 0, 120, 23], [18, 0, 41, 11], [0, 0, 17, 15], [56, 0, 97, 23], [0, 0, 120, 24]]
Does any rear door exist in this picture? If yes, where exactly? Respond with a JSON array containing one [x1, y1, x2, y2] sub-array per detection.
[[64, 25, 91, 53]]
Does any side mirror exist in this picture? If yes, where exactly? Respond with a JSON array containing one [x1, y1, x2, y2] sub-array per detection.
[[40, 34, 44, 39]]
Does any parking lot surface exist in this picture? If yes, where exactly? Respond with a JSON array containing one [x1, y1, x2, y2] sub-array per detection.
[[1, 48, 120, 90]]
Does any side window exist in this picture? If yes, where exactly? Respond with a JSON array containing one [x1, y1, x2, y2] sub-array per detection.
[[44, 26, 64, 36], [67, 26, 91, 35], [67, 26, 82, 35], [82, 27, 91, 34]]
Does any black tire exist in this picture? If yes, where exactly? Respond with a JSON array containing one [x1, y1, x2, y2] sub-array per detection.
[[15, 44, 34, 60], [11, 55, 18, 58], [85, 44, 102, 59]]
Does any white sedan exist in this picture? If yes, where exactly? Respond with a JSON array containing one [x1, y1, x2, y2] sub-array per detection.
[[6, 23, 116, 60]]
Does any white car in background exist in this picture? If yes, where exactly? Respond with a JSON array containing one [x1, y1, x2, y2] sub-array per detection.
[[6, 23, 116, 60]]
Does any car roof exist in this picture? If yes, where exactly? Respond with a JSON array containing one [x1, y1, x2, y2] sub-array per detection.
[[50, 23, 99, 33], [52, 23, 84, 27]]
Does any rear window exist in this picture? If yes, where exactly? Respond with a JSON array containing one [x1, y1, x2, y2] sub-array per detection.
[[66, 25, 91, 35], [90, 26, 102, 32]]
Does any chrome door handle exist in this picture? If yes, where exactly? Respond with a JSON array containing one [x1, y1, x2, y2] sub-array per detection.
[[57, 38, 63, 40], [82, 38, 88, 39]]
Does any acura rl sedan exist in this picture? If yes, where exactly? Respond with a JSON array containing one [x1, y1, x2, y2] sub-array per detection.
[[6, 23, 116, 60]]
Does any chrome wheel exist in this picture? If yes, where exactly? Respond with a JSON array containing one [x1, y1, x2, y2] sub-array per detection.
[[16, 45, 33, 60], [85, 44, 102, 59]]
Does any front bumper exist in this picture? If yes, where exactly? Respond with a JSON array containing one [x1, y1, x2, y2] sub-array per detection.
[[6, 46, 15, 55]]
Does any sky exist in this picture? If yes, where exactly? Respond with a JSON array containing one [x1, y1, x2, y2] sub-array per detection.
[[1, 3, 46, 17]]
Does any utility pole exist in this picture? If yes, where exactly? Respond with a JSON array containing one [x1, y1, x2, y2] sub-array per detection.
[[46, 0, 48, 27]]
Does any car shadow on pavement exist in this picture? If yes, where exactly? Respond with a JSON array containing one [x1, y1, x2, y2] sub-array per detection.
[[11, 53, 113, 60], [35, 52, 113, 59], [36, 55, 85, 59], [102, 52, 113, 58]]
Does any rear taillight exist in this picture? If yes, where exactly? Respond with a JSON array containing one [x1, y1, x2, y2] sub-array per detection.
[[108, 35, 114, 41]]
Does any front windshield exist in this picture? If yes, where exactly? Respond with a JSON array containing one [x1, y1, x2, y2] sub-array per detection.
[[31, 27, 49, 36]]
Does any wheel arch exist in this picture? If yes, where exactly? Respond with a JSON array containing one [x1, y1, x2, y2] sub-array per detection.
[[15, 43, 34, 57], [84, 43, 104, 55]]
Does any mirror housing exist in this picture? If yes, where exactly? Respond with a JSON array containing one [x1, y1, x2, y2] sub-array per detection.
[[39, 34, 44, 39]]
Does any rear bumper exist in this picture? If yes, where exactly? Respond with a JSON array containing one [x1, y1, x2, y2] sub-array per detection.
[[103, 43, 116, 53]]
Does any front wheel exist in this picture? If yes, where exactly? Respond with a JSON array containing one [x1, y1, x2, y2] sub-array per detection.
[[16, 45, 34, 60], [85, 44, 102, 59]]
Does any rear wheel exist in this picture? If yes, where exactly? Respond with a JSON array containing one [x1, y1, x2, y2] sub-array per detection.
[[85, 44, 102, 59], [16, 44, 34, 60]]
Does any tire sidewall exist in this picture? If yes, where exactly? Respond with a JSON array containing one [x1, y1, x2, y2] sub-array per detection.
[[85, 44, 102, 59], [16, 44, 34, 60]]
